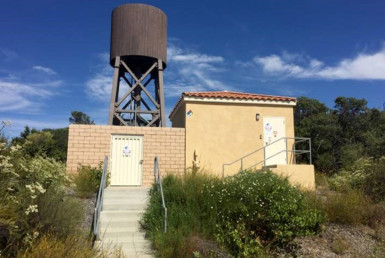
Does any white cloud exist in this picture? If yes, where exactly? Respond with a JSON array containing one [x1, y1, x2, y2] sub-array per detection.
[[168, 46, 224, 63], [32, 65, 56, 75], [86, 74, 112, 101], [165, 44, 235, 97], [85, 54, 113, 102], [0, 80, 61, 113], [254, 46, 385, 80]]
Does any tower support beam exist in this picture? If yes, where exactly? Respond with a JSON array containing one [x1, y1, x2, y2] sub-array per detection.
[[108, 56, 166, 127]]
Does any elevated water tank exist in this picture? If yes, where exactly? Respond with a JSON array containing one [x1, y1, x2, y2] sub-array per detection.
[[110, 3, 167, 67]]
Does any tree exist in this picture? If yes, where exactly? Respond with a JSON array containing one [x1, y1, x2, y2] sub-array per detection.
[[295, 96, 385, 173], [294, 97, 341, 173], [11, 126, 69, 162], [11, 126, 38, 145], [23, 131, 55, 157], [69, 111, 95, 125], [334, 97, 368, 143], [294, 97, 329, 127], [42, 128, 69, 162]]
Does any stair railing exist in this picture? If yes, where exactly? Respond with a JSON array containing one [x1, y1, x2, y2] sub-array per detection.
[[93, 156, 108, 240], [154, 157, 167, 233], [222, 137, 311, 178]]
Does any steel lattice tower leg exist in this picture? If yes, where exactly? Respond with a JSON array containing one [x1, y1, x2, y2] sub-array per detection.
[[108, 56, 166, 127]]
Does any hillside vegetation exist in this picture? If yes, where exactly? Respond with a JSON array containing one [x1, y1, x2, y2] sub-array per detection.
[[143, 171, 324, 257]]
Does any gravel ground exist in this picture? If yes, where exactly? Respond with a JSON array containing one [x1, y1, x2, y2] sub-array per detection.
[[79, 195, 96, 236], [289, 223, 382, 258]]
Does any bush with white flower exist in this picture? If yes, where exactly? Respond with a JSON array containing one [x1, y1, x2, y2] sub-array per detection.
[[0, 142, 82, 256], [143, 170, 325, 257]]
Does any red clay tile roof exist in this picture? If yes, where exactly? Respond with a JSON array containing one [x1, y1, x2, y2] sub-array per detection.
[[182, 91, 296, 102], [169, 91, 296, 118]]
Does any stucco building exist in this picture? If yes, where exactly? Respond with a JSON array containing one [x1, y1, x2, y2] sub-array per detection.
[[66, 91, 315, 189]]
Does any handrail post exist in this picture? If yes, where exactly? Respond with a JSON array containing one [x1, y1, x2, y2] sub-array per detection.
[[222, 164, 225, 179], [93, 156, 108, 240], [240, 159, 243, 171], [285, 138, 288, 164], [154, 156, 167, 234], [263, 143, 267, 171], [309, 138, 312, 165]]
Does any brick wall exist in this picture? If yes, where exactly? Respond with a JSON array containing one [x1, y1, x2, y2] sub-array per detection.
[[66, 125, 186, 186]]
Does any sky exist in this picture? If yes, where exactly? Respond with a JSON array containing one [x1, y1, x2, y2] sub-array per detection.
[[1, 0, 385, 137]]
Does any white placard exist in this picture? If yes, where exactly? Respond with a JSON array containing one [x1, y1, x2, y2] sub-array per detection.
[[123, 145, 131, 156]]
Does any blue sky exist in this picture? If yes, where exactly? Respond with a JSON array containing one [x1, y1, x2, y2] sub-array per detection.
[[1, 0, 385, 137]]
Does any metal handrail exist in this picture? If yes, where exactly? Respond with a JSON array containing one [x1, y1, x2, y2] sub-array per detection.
[[154, 157, 167, 233], [222, 137, 311, 177], [93, 156, 108, 239]]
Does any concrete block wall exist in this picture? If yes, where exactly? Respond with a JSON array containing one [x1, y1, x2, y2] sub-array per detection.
[[66, 125, 186, 186]]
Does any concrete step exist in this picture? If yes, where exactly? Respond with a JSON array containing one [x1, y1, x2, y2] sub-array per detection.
[[100, 210, 144, 220], [98, 239, 150, 249], [100, 218, 141, 231], [97, 186, 153, 257], [103, 202, 148, 211], [101, 232, 147, 242], [104, 187, 150, 194], [121, 249, 153, 258], [99, 227, 143, 239], [96, 239, 153, 258], [103, 199, 148, 205], [103, 195, 150, 202]]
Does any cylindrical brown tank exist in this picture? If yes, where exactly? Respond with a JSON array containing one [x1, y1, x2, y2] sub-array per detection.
[[110, 3, 167, 67]]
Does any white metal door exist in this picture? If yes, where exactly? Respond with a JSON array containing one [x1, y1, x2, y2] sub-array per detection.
[[263, 117, 287, 166], [110, 135, 143, 186]]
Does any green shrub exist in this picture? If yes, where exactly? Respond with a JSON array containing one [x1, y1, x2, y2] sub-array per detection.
[[204, 171, 324, 255], [73, 164, 103, 198], [328, 157, 385, 202], [363, 157, 385, 202], [329, 157, 371, 191], [143, 173, 216, 257], [35, 188, 84, 238], [314, 153, 336, 174], [143, 170, 324, 257], [339, 143, 364, 170], [0, 143, 82, 256]]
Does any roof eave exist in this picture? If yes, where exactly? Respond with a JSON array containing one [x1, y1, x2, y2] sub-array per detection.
[[169, 96, 297, 120]]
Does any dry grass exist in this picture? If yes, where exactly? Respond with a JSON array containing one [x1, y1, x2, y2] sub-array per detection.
[[331, 236, 350, 255], [18, 234, 123, 258]]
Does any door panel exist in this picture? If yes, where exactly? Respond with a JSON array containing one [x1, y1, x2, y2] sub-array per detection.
[[263, 117, 287, 166], [110, 135, 143, 186]]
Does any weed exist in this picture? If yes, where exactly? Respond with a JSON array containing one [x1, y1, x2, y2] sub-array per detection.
[[18, 233, 123, 258], [306, 188, 373, 225], [73, 164, 103, 198], [331, 236, 350, 255]]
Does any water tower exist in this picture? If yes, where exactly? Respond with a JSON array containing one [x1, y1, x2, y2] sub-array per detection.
[[108, 4, 167, 127]]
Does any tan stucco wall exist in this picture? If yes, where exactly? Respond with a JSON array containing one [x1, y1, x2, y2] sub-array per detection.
[[171, 103, 186, 128], [183, 102, 295, 176], [270, 164, 315, 190], [66, 125, 185, 186]]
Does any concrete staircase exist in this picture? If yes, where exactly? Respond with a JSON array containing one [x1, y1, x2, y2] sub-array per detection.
[[97, 187, 153, 257]]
